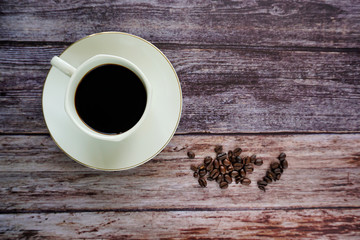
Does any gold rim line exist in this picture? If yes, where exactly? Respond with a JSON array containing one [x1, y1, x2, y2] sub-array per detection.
[[42, 32, 183, 171]]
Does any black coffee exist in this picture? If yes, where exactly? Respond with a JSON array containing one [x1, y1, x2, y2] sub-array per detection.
[[75, 64, 147, 134]]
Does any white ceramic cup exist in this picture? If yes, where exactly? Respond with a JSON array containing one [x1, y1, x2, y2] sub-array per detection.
[[50, 54, 152, 142]]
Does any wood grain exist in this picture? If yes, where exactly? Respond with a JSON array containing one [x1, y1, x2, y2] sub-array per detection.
[[1, 0, 360, 48], [1, 209, 360, 239], [1, 44, 359, 133], [1, 134, 359, 212]]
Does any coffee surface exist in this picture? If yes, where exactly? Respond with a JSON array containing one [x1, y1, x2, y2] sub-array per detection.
[[75, 64, 147, 134]]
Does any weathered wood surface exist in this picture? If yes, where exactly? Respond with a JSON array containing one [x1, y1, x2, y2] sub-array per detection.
[[1, 209, 360, 239], [1, 134, 359, 212], [1, 44, 360, 133], [1, 1, 360, 48], [1, 0, 360, 238]]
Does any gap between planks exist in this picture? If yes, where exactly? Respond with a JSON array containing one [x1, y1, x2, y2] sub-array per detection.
[[1, 206, 359, 215], [0, 41, 359, 53]]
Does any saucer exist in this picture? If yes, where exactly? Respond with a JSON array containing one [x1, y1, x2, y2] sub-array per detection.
[[42, 32, 182, 170]]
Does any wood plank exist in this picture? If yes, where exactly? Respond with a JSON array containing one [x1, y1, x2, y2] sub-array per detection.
[[1, 209, 359, 239], [1, 134, 359, 212], [1, 1, 360, 48], [1, 44, 360, 133]]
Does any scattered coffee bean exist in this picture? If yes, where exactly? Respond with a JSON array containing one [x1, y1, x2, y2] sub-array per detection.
[[220, 181, 228, 189], [206, 162, 214, 172], [233, 162, 243, 171], [270, 162, 280, 170], [220, 165, 226, 175], [199, 169, 207, 177], [266, 170, 276, 180], [274, 168, 282, 174], [257, 180, 268, 187], [263, 176, 272, 183], [239, 169, 246, 178], [187, 151, 195, 159], [276, 174, 281, 180], [228, 150, 233, 158], [207, 176, 214, 181], [217, 152, 227, 161], [258, 185, 266, 192], [279, 152, 286, 160], [224, 174, 232, 184], [235, 156, 242, 163], [190, 164, 198, 172], [241, 178, 251, 185], [216, 174, 223, 183], [244, 164, 254, 174], [193, 171, 198, 178], [250, 154, 256, 163], [214, 145, 223, 153], [227, 164, 234, 172], [233, 148, 242, 156], [254, 159, 263, 166], [223, 159, 231, 166], [235, 176, 242, 184], [213, 159, 220, 169], [281, 159, 288, 169], [198, 178, 207, 188], [210, 169, 220, 179], [231, 171, 239, 178], [204, 156, 213, 165]]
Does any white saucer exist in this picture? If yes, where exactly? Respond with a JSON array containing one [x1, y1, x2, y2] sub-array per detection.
[[42, 32, 182, 170]]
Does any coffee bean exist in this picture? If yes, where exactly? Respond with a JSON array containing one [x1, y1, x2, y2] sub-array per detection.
[[244, 156, 251, 164], [190, 164, 198, 172], [220, 181, 228, 189], [219, 165, 226, 175], [270, 162, 280, 170], [254, 159, 263, 166], [199, 169, 207, 177], [244, 164, 254, 174], [193, 171, 198, 178], [228, 150, 233, 158], [206, 162, 214, 172], [279, 152, 286, 159], [231, 170, 239, 178], [216, 174, 223, 183], [257, 180, 268, 186], [240, 169, 246, 178], [223, 159, 231, 166], [187, 151, 195, 159], [210, 169, 220, 179], [241, 178, 251, 185], [227, 164, 234, 172], [276, 174, 281, 180], [204, 156, 213, 165], [233, 162, 243, 171], [235, 176, 243, 184], [250, 154, 256, 163], [281, 159, 288, 169], [214, 145, 223, 153], [233, 148, 242, 156], [235, 156, 242, 163], [258, 185, 266, 192], [213, 159, 220, 169], [263, 176, 272, 183], [207, 176, 214, 181], [266, 170, 276, 180], [274, 168, 282, 174], [217, 152, 227, 161], [198, 178, 207, 188], [224, 174, 232, 184]]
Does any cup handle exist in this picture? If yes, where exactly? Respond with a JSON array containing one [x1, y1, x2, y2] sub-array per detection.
[[51, 56, 76, 77]]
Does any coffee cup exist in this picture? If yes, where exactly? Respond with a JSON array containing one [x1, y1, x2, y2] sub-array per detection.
[[50, 54, 152, 142]]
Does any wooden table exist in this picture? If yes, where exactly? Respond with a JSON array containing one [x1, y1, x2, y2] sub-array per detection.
[[1, 1, 360, 239]]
